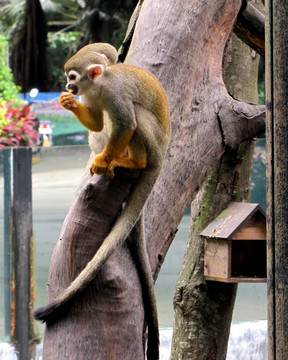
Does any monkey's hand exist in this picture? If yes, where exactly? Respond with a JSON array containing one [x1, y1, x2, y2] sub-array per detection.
[[59, 92, 78, 110]]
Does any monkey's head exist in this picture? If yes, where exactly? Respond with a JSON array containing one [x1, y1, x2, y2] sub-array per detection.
[[64, 51, 107, 96], [76, 43, 118, 65]]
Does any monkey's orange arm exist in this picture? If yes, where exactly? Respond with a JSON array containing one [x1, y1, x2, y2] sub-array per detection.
[[59, 92, 104, 132], [71, 102, 104, 132]]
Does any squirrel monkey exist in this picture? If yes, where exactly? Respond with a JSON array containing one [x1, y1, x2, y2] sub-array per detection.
[[33, 43, 170, 360]]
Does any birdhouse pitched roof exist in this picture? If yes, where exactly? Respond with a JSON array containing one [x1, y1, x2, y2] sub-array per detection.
[[200, 202, 266, 240]]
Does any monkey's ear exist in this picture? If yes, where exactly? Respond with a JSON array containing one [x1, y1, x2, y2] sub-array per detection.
[[100, 54, 109, 64], [87, 64, 104, 79]]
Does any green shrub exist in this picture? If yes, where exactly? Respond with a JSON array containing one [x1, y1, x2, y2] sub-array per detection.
[[0, 36, 37, 147], [47, 31, 80, 90], [0, 35, 20, 101]]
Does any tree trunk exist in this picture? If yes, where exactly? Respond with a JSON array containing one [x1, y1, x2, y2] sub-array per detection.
[[125, 0, 265, 276], [40, 0, 265, 359], [11, 0, 48, 92], [43, 162, 146, 359], [171, 1, 263, 355]]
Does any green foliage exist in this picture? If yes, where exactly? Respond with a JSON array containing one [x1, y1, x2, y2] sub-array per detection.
[[0, 0, 137, 90], [0, 0, 25, 37], [47, 31, 80, 90], [0, 98, 8, 128], [40, 0, 79, 22], [0, 35, 20, 101]]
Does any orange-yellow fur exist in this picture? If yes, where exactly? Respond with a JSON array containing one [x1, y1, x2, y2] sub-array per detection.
[[60, 62, 170, 177]]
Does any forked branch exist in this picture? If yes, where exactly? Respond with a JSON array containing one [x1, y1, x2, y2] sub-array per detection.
[[218, 96, 266, 148]]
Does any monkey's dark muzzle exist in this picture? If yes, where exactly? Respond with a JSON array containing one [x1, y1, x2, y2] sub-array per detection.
[[66, 83, 79, 95]]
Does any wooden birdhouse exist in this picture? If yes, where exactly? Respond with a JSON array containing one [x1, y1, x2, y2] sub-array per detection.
[[201, 202, 266, 283]]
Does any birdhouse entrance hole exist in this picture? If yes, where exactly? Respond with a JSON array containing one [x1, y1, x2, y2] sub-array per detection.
[[231, 240, 266, 279]]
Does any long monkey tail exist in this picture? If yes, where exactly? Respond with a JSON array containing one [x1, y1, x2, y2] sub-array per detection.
[[33, 164, 162, 323]]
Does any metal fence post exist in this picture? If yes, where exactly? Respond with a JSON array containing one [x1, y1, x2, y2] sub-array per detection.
[[3, 147, 33, 360]]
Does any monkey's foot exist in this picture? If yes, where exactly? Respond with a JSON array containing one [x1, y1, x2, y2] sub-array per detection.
[[90, 155, 146, 178], [89, 166, 115, 179], [90, 155, 110, 176]]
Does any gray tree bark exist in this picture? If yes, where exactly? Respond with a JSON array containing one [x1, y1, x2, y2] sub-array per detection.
[[171, 1, 264, 358]]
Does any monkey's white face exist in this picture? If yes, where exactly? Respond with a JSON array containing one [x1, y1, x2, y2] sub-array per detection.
[[65, 70, 92, 96]]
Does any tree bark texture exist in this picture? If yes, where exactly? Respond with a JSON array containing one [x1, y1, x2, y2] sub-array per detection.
[[266, 0, 288, 358], [11, 0, 48, 92], [43, 158, 146, 360], [41, 0, 265, 359], [125, 0, 265, 276], [171, 1, 264, 354]]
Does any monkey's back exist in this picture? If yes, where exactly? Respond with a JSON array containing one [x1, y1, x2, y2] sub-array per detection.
[[104, 64, 170, 134]]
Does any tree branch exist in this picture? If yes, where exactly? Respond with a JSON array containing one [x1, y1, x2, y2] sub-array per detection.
[[218, 96, 266, 148], [234, 2, 265, 56], [118, 0, 144, 63]]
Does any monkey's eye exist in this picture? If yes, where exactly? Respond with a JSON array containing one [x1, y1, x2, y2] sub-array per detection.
[[68, 74, 76, 81]]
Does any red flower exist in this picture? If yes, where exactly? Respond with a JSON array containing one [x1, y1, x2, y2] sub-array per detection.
[[0, 101, 38, 148]]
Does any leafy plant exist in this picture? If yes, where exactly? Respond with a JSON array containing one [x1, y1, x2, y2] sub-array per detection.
[[0, 0, 25, 38], [47, 31, 80, 90], [0, 35, 36, 148], [0, 100, 37, 148], [0, 34, 20, 101], [0, 98, 8, 128]]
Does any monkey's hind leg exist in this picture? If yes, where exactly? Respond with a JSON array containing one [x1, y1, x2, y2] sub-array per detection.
[[127, 216, 159, 360], [107, 135, 147, 178]]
